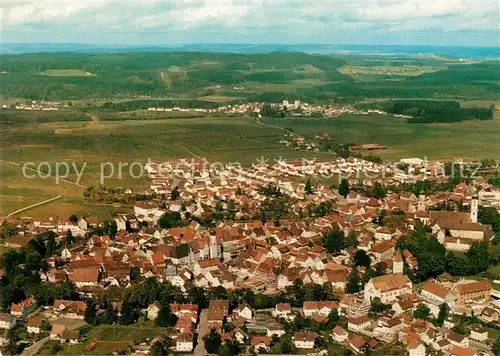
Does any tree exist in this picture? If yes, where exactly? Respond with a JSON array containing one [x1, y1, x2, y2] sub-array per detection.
[[103, 304, 118, 324], [445, 252, 470, 276], [204, 328, 222, 354], [492, 337, 500, 356], [413, 304, 431, 321], [305, 179, 313, 195], [69, 215, 78, 224], [150, 340, 168, 356], [119, 295, 138, 325], [156, 305, 178, 327], [84, 299, 97, 325], [327, 309, 340, 327], [467, 242, 491, 274], [354, 250, 371, 268], [368, 183, 386, 199], [210, 286, 228, 300], [46, 233, 58, 257], [346, 266, 360, 294], [436, 303, 449, 326], [171, 186, 180, 201], [158, 211, 182, 229], [322, 230, 347, 254], [370, 297, 390, 314], [339, 178, 350, 198]]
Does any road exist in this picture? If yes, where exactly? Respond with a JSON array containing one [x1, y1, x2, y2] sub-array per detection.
[[194, 309, 208, 356], [22, 336, 49, 356]]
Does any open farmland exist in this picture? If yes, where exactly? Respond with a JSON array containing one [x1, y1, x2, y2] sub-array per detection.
[[263, 112, 500, 161]]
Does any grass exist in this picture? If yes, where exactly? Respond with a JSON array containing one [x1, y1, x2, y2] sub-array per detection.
[[53, 324, 171, 355]]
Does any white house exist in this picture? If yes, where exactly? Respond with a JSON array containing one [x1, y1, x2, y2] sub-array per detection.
[[267, 325, 285, 338], [27, 319, 42, 334], [147, 302, 161, 320], [175, 333, 193, 352], [469, 325, 488, 342], [293, 332, 316, 349], [420, 280, 456, 317], [331, 325, 348, 343], [347, 316, 371, 332], [234, 304, 253, 322], [272, 303, 294, 321], [0, 314, 16, 329]]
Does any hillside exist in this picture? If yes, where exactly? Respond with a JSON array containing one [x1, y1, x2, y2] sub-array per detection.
[[1, 52, 499, 102]]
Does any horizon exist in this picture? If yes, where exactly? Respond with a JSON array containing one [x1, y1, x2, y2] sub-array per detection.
[[3, 42, 499, 49]]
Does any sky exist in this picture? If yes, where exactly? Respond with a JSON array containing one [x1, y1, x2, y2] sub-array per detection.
[[1, 0, 499, 47]]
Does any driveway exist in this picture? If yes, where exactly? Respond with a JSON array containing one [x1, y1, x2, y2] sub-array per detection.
[[194, 309, 208, 356]]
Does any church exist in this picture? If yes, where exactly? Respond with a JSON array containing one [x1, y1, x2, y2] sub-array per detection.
[[429, 194, 494, 251]]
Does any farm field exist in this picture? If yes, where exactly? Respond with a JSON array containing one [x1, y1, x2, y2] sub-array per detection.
[[263, 113, 500, 161]]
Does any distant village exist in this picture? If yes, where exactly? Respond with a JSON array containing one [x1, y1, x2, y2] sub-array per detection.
[[0, 153, 499, 356]]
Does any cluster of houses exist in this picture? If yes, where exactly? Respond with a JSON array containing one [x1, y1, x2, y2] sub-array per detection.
[[0, 155, 498, 354], [2, 101, 70, 111]]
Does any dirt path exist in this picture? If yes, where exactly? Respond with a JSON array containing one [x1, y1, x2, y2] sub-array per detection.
[[175, 143, 204, 160], [7, 195, 62, 217]]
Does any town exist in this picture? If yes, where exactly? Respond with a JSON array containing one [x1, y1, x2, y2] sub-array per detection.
[[0, 155, 499, 356]]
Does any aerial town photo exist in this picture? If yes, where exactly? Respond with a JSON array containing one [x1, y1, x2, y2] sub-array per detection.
[[0, 1, 499, 356]]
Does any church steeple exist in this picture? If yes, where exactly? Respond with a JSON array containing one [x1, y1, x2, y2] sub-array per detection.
[[470, 190, 478, 223], [393, 250, 403, 274]]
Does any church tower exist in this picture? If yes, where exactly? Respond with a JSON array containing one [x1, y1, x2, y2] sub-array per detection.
[[470, 192, 478, 223], [209, 235, 219, 259], [417, 190, 426, 212], [393, 250, 403, 274]]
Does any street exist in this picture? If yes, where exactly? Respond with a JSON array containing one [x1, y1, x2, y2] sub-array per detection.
[[194, 309, 208, 356]]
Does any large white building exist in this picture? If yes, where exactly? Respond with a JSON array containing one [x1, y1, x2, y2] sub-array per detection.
[[364, 274, 413, 304]]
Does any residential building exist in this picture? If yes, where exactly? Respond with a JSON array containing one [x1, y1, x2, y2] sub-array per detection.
[[364, 274, 413, 304], [293, 332, 316, 349]]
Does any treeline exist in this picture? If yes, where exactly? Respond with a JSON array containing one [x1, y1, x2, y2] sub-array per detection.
[[358, 100, 494, 124], [0, 111, 88, 124], [407, 107, 493, 124], [101, 99, 222, 111]]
